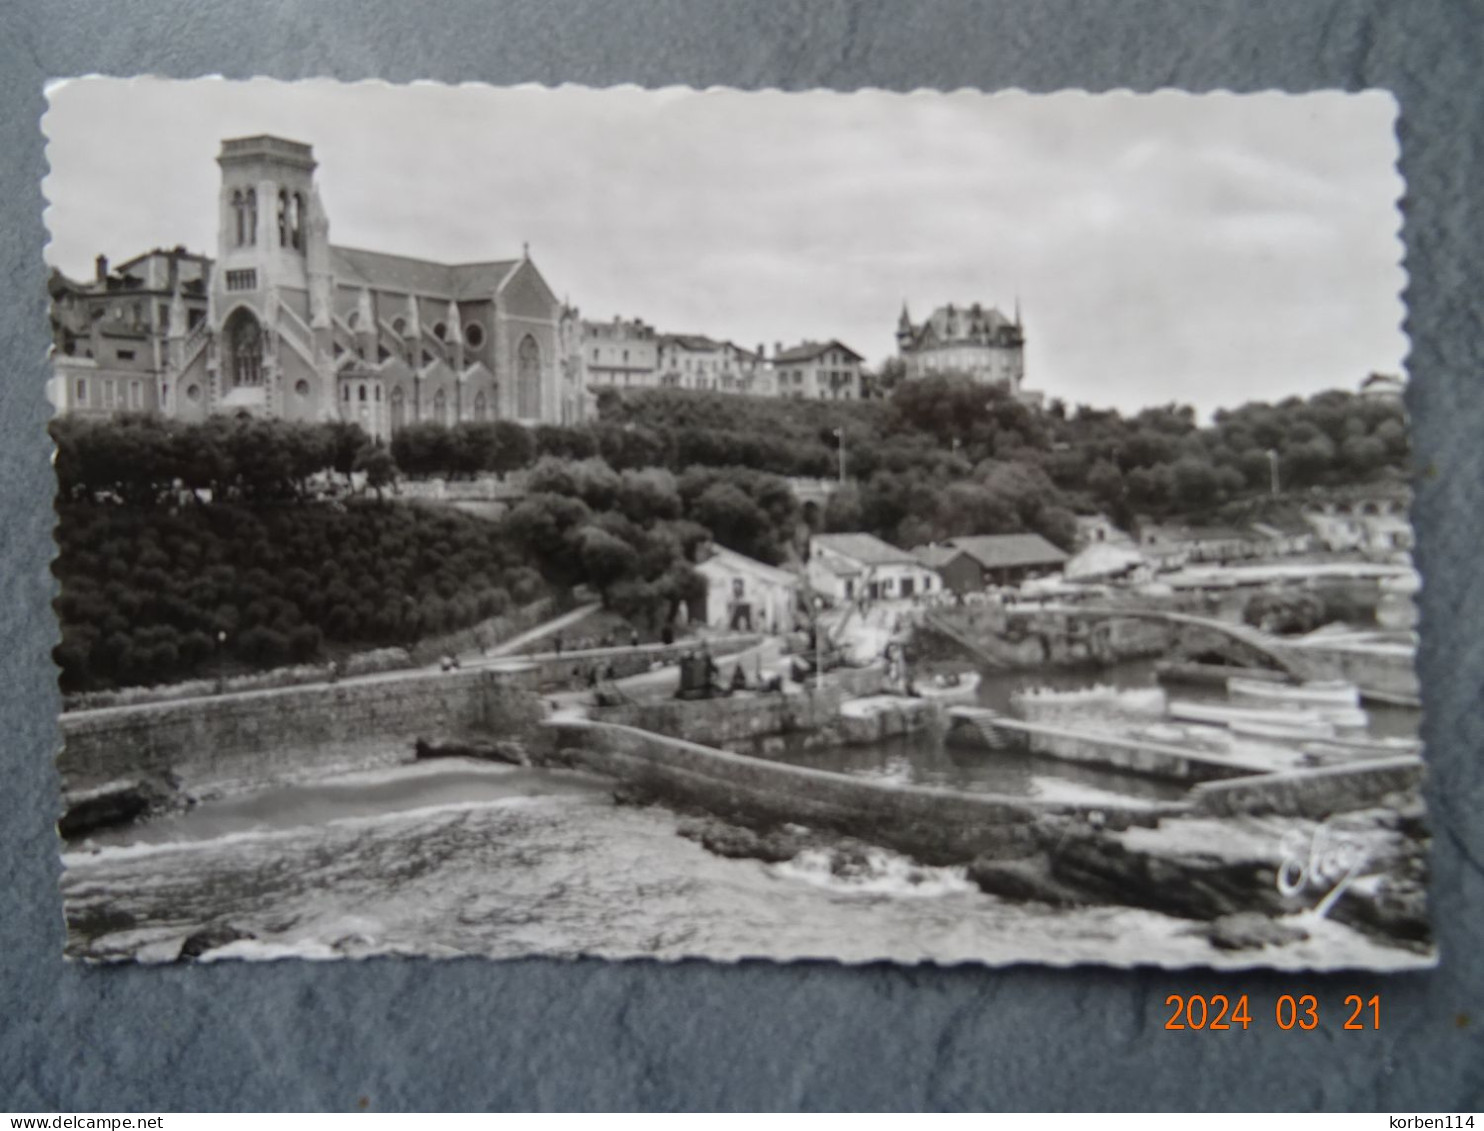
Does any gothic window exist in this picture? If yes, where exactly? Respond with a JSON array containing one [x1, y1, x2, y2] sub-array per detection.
[[295, 379, 310, 398], [516, 335, 542, 419], [433, 322, 447, 341], [292, 192, 305, 251], [434, 388, 448, 426], [224, 307, 263, 387], [465, 323, 484, 348], [389, 387, 406, 432], [246, 188, 257, 245], [232, 190, 245, 246], [277, 189, 289, 248], [474, 391, 487, 422]]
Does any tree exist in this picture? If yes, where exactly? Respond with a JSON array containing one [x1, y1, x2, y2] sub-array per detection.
[[576, 525, 640, 601], [353, 444, 397, 501]]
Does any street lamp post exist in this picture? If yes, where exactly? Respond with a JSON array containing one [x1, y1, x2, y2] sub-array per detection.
[[1266, 449, 1280, 497]]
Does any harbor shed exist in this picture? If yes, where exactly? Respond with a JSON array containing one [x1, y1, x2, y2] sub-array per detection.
[[693, 544, 800, 632]]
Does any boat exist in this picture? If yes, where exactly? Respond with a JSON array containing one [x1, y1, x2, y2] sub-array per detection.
[[1227, 677, 1360, 708], [1168, 699, 1332, 729], [1229, 717, 1338, 742], [1299, 735, 1423, 763]]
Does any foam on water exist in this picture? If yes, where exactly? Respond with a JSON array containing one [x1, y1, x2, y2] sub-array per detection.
[[769, 846, 977, 898]]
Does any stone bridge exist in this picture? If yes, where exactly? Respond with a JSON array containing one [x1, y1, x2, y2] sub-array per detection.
[[1009, 604, 1305, 677]]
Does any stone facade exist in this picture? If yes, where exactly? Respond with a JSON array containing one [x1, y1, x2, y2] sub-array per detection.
[[50, 135, 572, 434], [895, 300, 1026, 396]]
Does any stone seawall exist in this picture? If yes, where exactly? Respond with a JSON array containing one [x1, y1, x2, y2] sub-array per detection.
[[592, 688, 842, 747], [1191, 756, 1423, 819], [921, 609, 1173, 669], [544, 718, 1179, 864], [946, 710, 1265, 783], [59, 668, 543, 799], [486, 634, 762, 690], [1276, 642, 1421, 700]]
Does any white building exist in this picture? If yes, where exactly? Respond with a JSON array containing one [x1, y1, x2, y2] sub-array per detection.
[[692, 545, 800, 633], [807, 533, 941, 603]]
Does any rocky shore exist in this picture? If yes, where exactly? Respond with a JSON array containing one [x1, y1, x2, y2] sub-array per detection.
[[665, 791, 1430, 955]]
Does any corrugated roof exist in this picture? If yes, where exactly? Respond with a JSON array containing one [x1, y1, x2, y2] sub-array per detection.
[[945, 534, 1068, 569], [813, 533, 918, 567]]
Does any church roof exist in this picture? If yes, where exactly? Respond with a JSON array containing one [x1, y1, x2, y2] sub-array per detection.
[[329, 245, 521, 300]]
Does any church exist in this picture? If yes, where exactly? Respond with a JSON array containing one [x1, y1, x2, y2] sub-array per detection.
[[49, 135, 581, 437]]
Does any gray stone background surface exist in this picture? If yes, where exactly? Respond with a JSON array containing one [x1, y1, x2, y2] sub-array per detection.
[[2, 0, 1481, 1111]]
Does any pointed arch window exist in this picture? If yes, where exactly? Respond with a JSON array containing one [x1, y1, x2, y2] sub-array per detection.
[[232, 190, 246, 246], [291, 192, 305, 251], [277, 189, 290, 248], [516, 335, 541, 420], [224, 308, 263, 388], [246, 188, 257, 245]]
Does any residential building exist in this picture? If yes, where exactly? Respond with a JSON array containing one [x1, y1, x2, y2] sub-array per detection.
[[692, 544, 800, 633], [772, 340, 863, 401], [911, 545, 984, 595], [807, 533, 940, 603], [655, 335, 773, 394], [580, 316, 661, 390], [1073, 514, 1136, 550], [914, 534, 1068, 589], [1303, 493, 1413, 554], [48, 134, 576, 436], [895, 300, 1026, 397]]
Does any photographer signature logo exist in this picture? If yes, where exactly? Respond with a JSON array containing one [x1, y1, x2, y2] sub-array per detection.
[[1276, 820, 1371, 916]]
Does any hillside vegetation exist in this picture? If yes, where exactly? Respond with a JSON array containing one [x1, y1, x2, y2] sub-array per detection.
[[50, 376, 1409, 690]]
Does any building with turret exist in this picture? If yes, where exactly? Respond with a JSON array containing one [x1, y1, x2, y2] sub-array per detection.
[[895, 300, 1027, 398], [48, 135, 577, 436]]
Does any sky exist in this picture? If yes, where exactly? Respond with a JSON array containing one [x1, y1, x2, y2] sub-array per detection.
[[43, 79, 1407, 417]]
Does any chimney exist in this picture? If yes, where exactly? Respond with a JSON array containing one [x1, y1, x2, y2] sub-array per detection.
[[95, 255, 109, 284], [773, 341, 782, 358]]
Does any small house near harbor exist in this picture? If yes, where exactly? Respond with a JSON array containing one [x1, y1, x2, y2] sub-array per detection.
[[807, 533, 940, 603], [692, 544, 800, 633], [912, 534, 1068, 591]]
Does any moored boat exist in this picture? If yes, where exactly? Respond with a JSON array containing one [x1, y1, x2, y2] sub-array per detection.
[[1227, 677, 1360, 709], [1168, 699, 1330, 729], [1229, 717, 1337, 742]]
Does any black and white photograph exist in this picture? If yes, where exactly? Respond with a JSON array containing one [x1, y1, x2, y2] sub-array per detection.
[[44, 77, 1429, 970]]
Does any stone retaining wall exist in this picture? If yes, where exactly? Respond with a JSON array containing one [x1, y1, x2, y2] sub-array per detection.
[[59, 668, 543, 798], [592, 687, 841, 746], [544, 718, 1180, 864]]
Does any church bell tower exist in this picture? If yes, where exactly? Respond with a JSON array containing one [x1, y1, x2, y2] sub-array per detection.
[[210, 135, 324, 418]]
